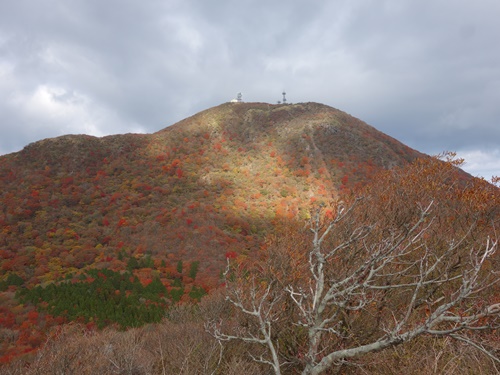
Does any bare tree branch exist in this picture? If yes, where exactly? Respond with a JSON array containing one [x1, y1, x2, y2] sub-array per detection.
[[209, 198, 499, 375]]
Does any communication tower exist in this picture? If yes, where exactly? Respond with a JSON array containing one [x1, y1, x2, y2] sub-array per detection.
[[282, 91, 287, 104]]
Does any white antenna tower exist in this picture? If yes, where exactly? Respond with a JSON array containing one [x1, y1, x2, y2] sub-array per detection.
[[237, 92, 242, 102]]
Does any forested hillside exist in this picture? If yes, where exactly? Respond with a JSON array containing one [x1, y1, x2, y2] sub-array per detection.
[[1, 102, 498, 373]]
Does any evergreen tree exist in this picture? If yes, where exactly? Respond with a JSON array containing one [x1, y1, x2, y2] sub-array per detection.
[[189, 261, 199, 279]]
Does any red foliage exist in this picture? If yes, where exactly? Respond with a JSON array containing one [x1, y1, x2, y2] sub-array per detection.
[[61, 176, 74, 187], [117, 218, 128, 227], [27, 311, 39, 323], [225, 251, 237, 259], [341, 175, 349, 187]]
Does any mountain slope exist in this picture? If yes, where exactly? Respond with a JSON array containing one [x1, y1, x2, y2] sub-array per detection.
[[0, 101, 427, 360], [2, 102, 425, 272], [1, 102, 423, 256]]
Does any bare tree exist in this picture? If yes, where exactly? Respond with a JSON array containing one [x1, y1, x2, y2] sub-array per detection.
[[207, 268, 286, 374], [208, 198, 499, 375]]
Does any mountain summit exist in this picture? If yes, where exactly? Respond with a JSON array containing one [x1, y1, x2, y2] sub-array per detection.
[[1, 101, 425, 280]]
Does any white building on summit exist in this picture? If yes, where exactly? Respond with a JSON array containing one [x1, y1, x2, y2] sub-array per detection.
[[230, 93, 243, 103]]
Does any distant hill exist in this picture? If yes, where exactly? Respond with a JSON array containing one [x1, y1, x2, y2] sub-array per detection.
[[0, 101, 429, 361]]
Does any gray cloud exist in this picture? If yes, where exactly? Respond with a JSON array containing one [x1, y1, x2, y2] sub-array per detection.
[[0, 0, 498, 179]]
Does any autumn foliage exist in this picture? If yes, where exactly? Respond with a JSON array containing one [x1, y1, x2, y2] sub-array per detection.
[[209, 153, 500, 374], [0, 101, 498, 372]]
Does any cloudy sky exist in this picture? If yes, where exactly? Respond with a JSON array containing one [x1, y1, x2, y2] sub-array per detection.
[[1, 0, 498, 179]]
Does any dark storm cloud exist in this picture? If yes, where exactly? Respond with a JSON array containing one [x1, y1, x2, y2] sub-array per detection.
[[0, 0, 498, 179]]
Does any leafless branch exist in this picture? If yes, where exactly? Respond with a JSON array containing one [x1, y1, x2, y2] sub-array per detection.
[[210, 198, 499, 375]]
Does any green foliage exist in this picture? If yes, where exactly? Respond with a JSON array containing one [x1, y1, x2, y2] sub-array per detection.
[[171, 277, 182, 287], [126, 256, 139, 271], [144, 277, 166, 295], [170, 287, 184, 302], [189, 261, 199, 279], [189, 285, 206, 301], [126, 254, 153, 271], [0, 273, 25, 291], [18, 269, 168, 329]]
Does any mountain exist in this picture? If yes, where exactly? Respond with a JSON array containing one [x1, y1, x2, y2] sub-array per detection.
[[0, 101, 428, 361]]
